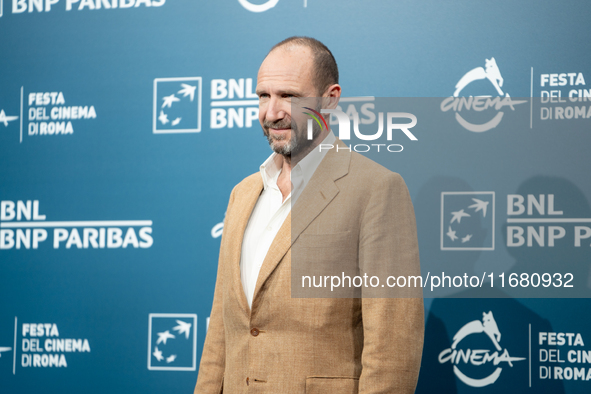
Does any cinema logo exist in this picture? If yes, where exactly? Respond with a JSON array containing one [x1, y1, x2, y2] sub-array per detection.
[[539, 72, 591, 121], [2, 88, 98, 143], [27, 91, 97, 136], [0, 108, 18, 130], [2, 317, 92, 373], [0, 200, 153, 250], [538, 331, 591, 382], [238, 0, 278, 13], [438, 311, 525, 387], [20, 321, 91, 369], [441, 58, 526, 132]]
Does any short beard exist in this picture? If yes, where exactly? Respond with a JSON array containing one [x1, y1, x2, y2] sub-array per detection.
[[262, 102, 323, 157], [262, 117, 299, 156]]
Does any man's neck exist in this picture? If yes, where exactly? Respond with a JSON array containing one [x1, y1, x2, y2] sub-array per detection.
[[276, 157, 292, 203], [276, 127, 330, 202], [285, 128, 330, 170]]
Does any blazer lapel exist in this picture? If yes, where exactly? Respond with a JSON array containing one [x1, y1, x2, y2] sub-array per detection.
[[251, 140, 351, 310], [228, 174, 263, 315]]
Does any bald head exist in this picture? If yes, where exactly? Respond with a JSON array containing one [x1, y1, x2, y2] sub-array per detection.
[[268, 36, 339, 96], [256, 37, 341, 159]]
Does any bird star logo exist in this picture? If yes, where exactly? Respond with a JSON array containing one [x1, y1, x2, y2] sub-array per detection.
[[158, 84, 197, 128], [148, 314, 197, 371], [153, 77, 202, 134], [441, 192, 495, 250], [447, 199, 488, 244], [152, 320, 192, 364], [0, 109, 19, 127]]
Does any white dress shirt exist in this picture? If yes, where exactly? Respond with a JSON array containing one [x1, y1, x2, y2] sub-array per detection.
[[240, 132, 336, 307]]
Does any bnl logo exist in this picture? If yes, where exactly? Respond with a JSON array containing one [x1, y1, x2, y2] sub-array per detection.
[[441, 192, 495, 251], [153, 77, 202, 134], [147, 314, 197, 371]]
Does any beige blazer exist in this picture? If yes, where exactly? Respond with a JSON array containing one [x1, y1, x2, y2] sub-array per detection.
[[195, 141, 424, 393]]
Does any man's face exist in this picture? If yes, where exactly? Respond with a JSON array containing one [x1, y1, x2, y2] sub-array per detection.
[[256, 46, 321, 156]]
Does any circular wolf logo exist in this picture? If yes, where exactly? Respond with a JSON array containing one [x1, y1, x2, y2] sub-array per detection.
[[238, 0, 279, 12], [453, 58, 505, 98], [441, 58, 527, 133], [439, 311, 526, 387]]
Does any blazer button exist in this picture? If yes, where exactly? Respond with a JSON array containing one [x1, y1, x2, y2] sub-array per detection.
[[250, 328, 259, 337]]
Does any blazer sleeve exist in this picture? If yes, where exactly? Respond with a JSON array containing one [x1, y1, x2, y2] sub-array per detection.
[[358, 172, 424, 394], [194, 187, 237, 394]]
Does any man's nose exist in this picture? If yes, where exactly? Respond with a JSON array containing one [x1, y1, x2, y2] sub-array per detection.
[[265, 97, 287, 122]]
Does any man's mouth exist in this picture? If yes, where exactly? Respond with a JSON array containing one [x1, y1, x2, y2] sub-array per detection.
[[268, 128, 291, 139]]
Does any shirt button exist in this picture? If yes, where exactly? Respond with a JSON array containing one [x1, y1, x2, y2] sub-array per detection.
[[250, 328, 260, 337]]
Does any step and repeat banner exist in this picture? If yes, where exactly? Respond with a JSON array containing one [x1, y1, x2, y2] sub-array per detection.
[[1, 1, 590, 393]]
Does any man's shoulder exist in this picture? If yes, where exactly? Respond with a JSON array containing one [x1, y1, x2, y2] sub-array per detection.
[[331, 138, 404, 186], [231, 172, 263, 196], [238, 171, 262, 185], [347, 150, 405, 186]]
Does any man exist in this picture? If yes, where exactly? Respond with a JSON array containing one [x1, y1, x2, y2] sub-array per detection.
[[195, 37, 423, 393]]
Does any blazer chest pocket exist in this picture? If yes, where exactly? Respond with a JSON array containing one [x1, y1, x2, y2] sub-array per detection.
[[292, 232, 359, 297], [294, 232, 356, 265], [306, 376, 359, 394]]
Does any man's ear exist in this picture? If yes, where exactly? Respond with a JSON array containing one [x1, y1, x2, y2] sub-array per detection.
[[322, 84, 341, 109]]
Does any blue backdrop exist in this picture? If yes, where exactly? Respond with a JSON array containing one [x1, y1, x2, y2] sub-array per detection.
[[1, 0, 590, 392]]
